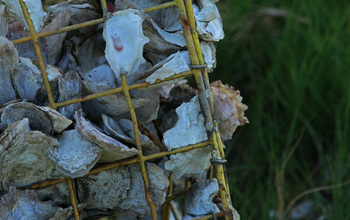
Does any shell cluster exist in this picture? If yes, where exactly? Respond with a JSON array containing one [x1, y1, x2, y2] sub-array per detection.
[[0, 0, 246, 219]]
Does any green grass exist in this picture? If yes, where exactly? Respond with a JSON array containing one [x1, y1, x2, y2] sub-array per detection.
[[213, 0, 350, 219]]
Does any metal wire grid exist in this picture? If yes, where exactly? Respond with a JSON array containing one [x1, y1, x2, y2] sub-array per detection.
[[12, 0, 233, 219]]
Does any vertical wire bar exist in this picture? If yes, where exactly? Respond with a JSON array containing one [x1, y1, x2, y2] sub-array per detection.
[[67, 179, 80, 220], [100, 0, 108, 17], [182, 179, 192, 216], [176, 0, 232, 217], [121, 75, 158, 220], [18, 0, 57, 110], [183, 0, 232, 203], [163, 173, 174, 220]]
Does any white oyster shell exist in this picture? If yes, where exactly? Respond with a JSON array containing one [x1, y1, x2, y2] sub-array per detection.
[[184, 179, 220, 216], [164, 146, 211, 183], [49, 129, 102, 178], [37, 106, 73, 134], [116, 163, 169, 216], [145, 51, 191, 84], [193, 0, 224, 42], [1, 0, 47, 32], [0, 36, 17, 104], [163, 95, 208, 150], [75, 114, 139, 163], [0, 186, 58, 220], [201, 41, 216, 71], [103, 9, 149, 78], [77, 166, 130, 210], [0, 129, 60, 191]]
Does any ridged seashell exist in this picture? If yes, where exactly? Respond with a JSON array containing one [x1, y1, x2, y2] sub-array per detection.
[[1, 102, 53, 134], [77, 166, 131, 210], [0, 186, 58, 220], [164, 146, 211, 183], [57, 71, 83, 120], [193, 0, 224, 42], [1, 0, 47, 32], [0, 36, 17, 104], [184, 179, 220, 216], [103, 9, 149, 78], [49, 129, 102, 178], [116, 163, 169, 216], [0, 124, 60, 191], [210, 80, 248, 141], [163, 95, 208, 150], [75, 114, 139, 163], [1, 102, 72, 135]]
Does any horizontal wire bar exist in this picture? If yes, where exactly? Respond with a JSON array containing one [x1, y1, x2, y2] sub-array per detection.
[[144, 1, 176, 13], [55, 70, 194, 108]]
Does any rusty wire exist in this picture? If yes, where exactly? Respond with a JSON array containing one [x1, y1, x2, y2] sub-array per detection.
[[15, 0, 234, 219]]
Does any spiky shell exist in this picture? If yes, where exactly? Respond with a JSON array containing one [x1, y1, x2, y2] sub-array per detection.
[[211, 80, 248, 141]]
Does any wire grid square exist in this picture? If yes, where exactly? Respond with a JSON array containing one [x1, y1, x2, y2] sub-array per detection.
[[12, 0, 233, 219]]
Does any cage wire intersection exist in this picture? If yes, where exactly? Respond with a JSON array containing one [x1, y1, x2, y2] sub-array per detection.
[[12, 0, 235, 219]]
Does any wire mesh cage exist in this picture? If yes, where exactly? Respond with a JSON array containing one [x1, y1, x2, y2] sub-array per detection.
[[1, 0, 243, 219]]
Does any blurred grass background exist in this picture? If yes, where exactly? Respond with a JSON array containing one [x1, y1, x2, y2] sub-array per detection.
[[213, 0, 350, 219]]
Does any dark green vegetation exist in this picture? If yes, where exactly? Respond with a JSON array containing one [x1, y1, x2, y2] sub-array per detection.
[[213, 1, 350, 219]]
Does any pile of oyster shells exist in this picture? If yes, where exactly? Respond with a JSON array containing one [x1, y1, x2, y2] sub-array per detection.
[[0, 0, 247, 219]]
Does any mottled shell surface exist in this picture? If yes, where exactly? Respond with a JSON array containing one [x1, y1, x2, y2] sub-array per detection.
[[0, 186, 58, 220], [77, 166, 130, 210], [49, 129, 102, 178], [103, 9, 149, 78], [0, 130, 59, 191], [163, 95, 208, 150], [116, 163, 169, 216], [211, 80, 248, 141], [184, 178, 220, 216], [0, 5, 8, 36], [1, 0, 47, 32], [75, 114, 139, 163]]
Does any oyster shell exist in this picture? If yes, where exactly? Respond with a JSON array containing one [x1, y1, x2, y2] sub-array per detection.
[[193, 0, 224, 42], [0, 128, 60, 191], [0, 36, 17, 104], [57, 71, 83, 120], [201, 41, 216, 71], [211, 80, 248, 141], [1, 102, 72, 135], [116, 163, 169, 216], [163, 95, 208, 150], [164, 146, 211, 183], [11, 57, 61, 105], [75, 114, 139, 163], [145, 51, 191, 84], [103, 9, 149, 78], [77, 166, 130, 210], [184, 179, 220, 216], [50, 204, 87, 220], [1, 0, 47, 32], [49, 129, 102, 178], [0, 186, 58, 220]]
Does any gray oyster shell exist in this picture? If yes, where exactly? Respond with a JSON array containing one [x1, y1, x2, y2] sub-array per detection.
[[0, 36, 17, 104], [0, 124, 60, 192], [0, 186, 58, 220], [184, 179, 220, 216], [75, 114, 139, 163], [49, 129, 102, 178]]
